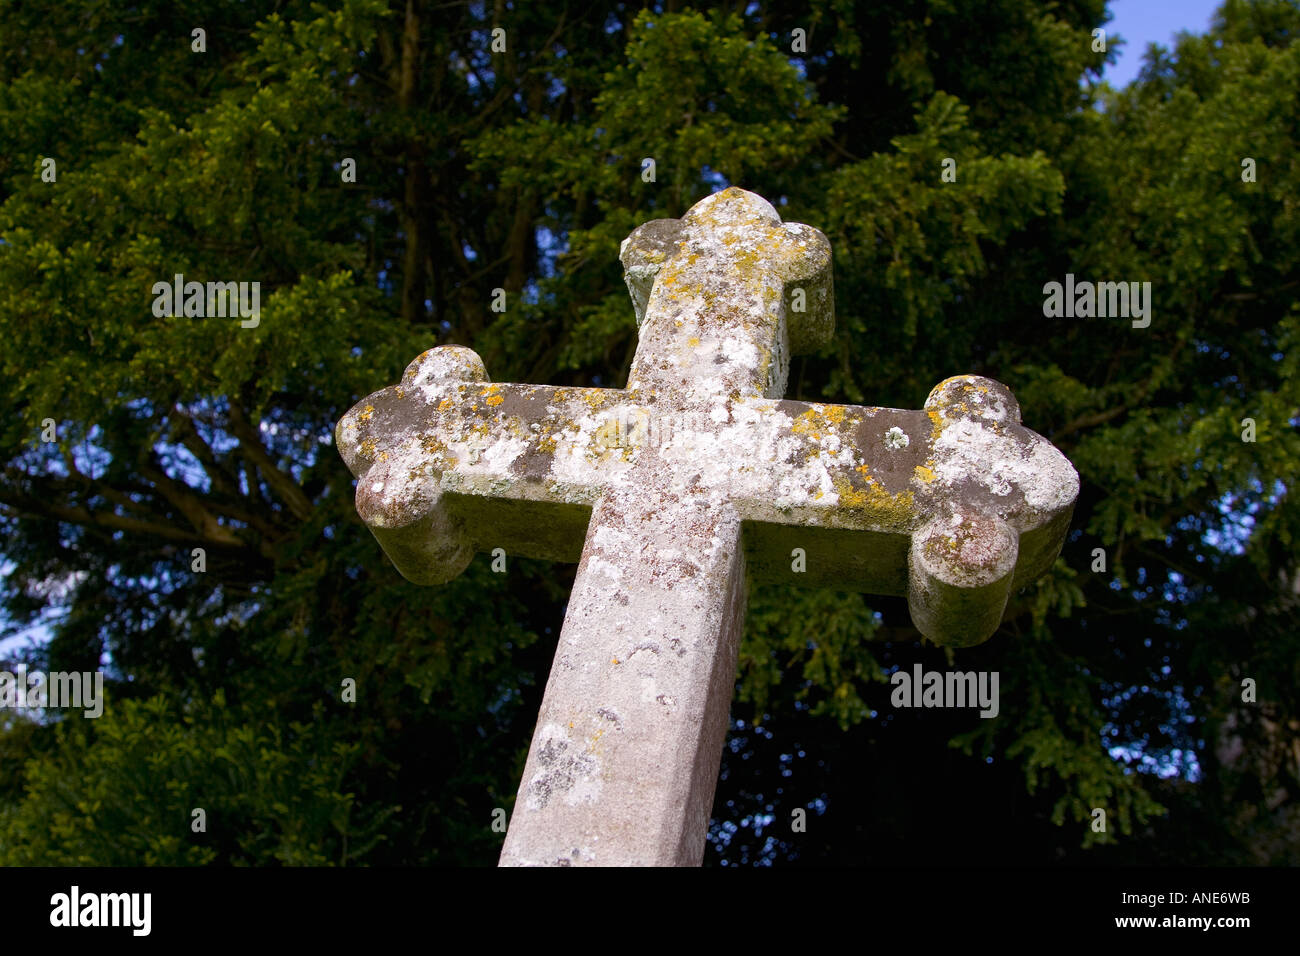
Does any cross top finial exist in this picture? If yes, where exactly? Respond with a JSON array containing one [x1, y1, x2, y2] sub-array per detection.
[[620, 187, 833, 401]]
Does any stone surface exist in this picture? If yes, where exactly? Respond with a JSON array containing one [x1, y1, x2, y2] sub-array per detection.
[[336, 187, 1080, 866]]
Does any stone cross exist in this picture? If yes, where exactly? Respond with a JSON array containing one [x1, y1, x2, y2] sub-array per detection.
[[336, 187, 1078, 866]]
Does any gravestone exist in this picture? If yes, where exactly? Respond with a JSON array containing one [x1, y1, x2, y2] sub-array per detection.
[[336, 187, 1078, 866]]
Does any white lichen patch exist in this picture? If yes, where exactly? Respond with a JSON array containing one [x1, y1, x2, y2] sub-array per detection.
[[1022, 440, 1080, 512], [885, 426, 910, 450], [721, 335, 760, 368], [932, 417, 1078, 515], [586, 556, 623, 585], [591, 524, 629, 549], [934, 419, 1017, 497], [474, 431, 530, 473], [548, 406, 639, 488]]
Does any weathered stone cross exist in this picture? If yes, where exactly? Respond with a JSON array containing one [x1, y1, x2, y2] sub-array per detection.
[[336, 188, 1078, 866]]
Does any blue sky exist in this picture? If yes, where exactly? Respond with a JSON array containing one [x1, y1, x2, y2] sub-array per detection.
[[1103, 0, 1226, 87]]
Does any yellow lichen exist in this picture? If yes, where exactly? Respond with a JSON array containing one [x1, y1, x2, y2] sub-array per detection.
[[791, 408, 822, 437], [419, 435, 450, 464], [928, 408, 944, 440], [830, 472, 916, 525], [914, 464, 936, 483], [791, 404, 849, 442]]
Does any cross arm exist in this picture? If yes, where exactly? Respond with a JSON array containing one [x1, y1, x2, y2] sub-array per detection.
[[713, 376, 1078, 646], [336, 346, 638, 583]]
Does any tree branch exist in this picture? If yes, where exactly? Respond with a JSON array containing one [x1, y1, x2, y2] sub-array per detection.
[[0, 492, 241, 552], [139, 455, 246, 548], [227, 404, 315, 521]]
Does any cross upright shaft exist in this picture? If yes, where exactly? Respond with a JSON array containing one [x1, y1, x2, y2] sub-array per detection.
[[489, 192, 834, 865], [335, 188, 1079, 866]]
